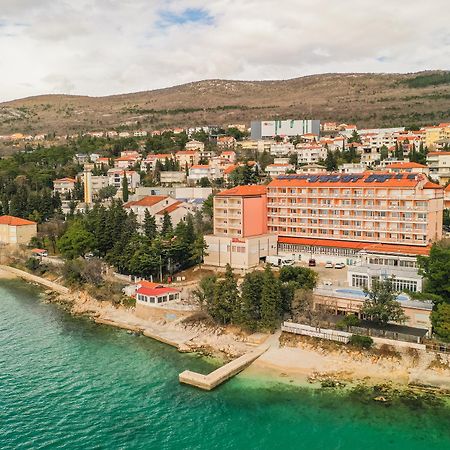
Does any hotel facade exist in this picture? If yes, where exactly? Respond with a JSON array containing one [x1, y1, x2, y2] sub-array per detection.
[[205, 173, 444, 288]]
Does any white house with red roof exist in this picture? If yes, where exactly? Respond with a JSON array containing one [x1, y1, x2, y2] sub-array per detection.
[[265, 163, 295, 177], [136, 284, 180, 305], [217, 136, 236, 149], [124, 195, 176, 223], [220, 150, 236, 162], [188, 165, 213, 182]]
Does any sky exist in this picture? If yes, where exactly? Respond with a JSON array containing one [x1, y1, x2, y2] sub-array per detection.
[[0, 0, 449, 102]]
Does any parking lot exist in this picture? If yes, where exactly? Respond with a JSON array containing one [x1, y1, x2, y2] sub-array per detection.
[[296, 260, 349, 288]]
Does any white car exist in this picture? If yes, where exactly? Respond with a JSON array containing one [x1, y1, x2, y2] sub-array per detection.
[[325, 261, 334, 268], [334, 262, 346, 269], [324, 280, 333, 286]]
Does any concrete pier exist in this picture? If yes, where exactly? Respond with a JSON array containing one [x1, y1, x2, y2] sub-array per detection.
[[179, 345, 269, 391]]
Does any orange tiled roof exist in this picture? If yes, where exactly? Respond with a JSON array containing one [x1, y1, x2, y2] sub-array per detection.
[[223, 165, 238, 175], [156, 201, 183, 215], [217, 185, 267, 197], [54, 177, 76, 183], [0, 215, 36, 226], [423, 181, 443, 189], [278, 236, 431, 256], [124, 196, 167, 208], [385, 162, 427, 169], [190, 165, 210, 169], [428, 152, 450, 156]]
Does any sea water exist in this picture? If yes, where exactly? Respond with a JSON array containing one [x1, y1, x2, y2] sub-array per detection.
[[1, 280, 450, 450]]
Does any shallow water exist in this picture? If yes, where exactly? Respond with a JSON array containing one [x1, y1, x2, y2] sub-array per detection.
[[1, 280, 450, 450]]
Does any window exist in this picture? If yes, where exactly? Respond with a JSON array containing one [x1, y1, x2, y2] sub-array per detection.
[[352, 274, 368, 288]]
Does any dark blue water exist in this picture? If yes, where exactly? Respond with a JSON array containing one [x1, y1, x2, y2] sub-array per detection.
[[1, 280, 450, 449]]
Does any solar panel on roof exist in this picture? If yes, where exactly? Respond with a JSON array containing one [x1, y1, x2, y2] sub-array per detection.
[[407, 174, 416, 179]]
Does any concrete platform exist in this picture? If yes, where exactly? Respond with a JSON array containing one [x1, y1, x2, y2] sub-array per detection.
[[179, 345, 269, 391]]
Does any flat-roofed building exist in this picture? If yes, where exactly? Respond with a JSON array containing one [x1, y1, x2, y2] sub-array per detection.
[[251, 120, 320, 140], [204, 185, 277, 269], [0, 215, 37, 245], [53, 177, 76, 195], [427, 151, 450, 185], [267, 173, 443, 249]]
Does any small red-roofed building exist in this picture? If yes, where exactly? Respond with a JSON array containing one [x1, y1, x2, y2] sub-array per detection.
[[220, 150, 236, 162], [0, 215, 37, 245], [265, 163, 295, 177]]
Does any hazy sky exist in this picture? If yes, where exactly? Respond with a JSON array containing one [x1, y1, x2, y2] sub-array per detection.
[[1, 0, 449, 101]]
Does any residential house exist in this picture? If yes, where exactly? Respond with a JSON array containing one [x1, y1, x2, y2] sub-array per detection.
[[53, 177, 76, 196], [107, 169, 140, 189], [220, 150, 236, 163], [185, 140, 205, 152], [175, 150, 200, 168], [265, 163, 295, 177], [426, 152, 450, 185], [0, 215, 37, 245], [217, 136, 236, 149]]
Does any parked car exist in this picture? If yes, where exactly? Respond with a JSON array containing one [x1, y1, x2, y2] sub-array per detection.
[[324, 280, 333, 286], [308, 259, 316, 267], [334, 262, 346, 269], [325, 261, 334, 268]]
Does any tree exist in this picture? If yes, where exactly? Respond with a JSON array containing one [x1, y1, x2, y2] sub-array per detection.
[[215, 264, 240, 324], [325, 150, 337, 171], [202, 194, 214, 221], [362, 277, 407, 325], [380, 145, 389, 161], [431, 302, 450, 341], [348, 130, 362, 144], [57, 220, 95, 259], [143, 209, 157, 240], [122, 174, 129, 202], [97, 185, 117, 200], [279, 266, 318, 290], [260, 265, 282, 331], [291, 288, 315, 324], [161, 211, 173, 237], [418, 241, 450, 302], [239, 271, 264, 331]]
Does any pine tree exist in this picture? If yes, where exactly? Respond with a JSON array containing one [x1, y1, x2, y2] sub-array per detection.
[[122, 173, 129, 202], [213, 264, 239, 325], [161, 211, 173, 237], [260, 265, 282, 331], [239, 271, 264, 331], [144, 209, 157, 240]]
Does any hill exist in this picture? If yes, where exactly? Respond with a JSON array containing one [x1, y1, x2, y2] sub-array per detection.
[[1, 71, 450, 135]]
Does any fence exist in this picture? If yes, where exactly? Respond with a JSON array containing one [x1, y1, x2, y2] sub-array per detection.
[[282, 322, 351, 344]]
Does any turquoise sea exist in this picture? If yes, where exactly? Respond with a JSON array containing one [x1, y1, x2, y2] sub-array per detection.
[[1, 280, 450, 450]]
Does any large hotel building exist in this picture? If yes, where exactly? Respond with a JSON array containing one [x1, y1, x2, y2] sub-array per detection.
[[204, 172, 444, 292]]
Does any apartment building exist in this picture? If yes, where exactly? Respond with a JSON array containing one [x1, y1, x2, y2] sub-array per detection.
[[426, 152, 450, 185], [107, 169, 140, 189], [204, 185, 277, 269], [140, 154, 173, 172], [425, 124, 450, 149], [188, 165, 213, 182], [175, 150, 200, 167], [267, 173, 443, 252], [240, 139, 274, 154], [294, 145, 327, 164], [251, 120, 320, 140], [53, 177, 76, 195], [185, 140, 205, 152], [266, 163, 295, 177], [160, 171, 186, 186], [270, 142, 295, 156]]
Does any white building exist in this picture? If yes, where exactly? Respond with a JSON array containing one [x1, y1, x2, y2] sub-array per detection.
[[270, 142, 295, 156], [295, 145, 327, 164], [107, 169, 140, 189]]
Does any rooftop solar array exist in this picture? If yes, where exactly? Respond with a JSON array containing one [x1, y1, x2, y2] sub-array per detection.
[[276, 173, 417, 183]]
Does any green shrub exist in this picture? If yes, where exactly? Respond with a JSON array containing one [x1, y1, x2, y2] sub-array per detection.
[[25, 257, 41, 272], [349, 334, 373, 349]]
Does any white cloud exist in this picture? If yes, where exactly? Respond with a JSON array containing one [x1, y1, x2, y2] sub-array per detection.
[[0, 0, 449, 101]]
